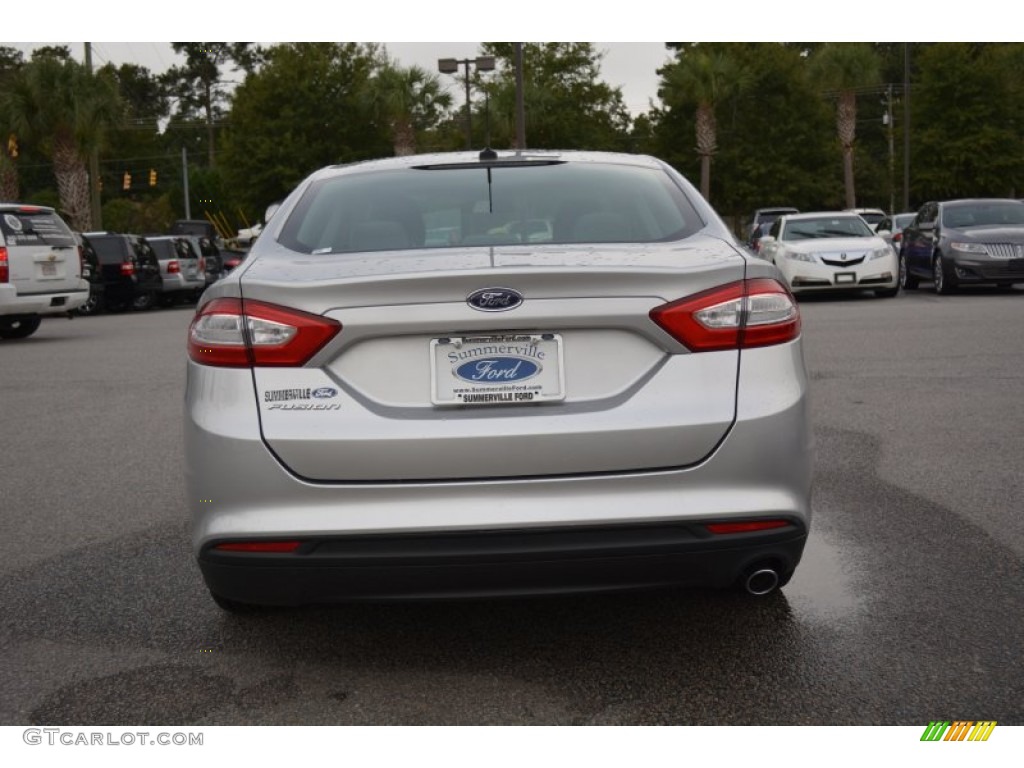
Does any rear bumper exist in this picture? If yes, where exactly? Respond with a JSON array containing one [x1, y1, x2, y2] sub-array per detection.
[[0, 284, 88, 316], [199, 522, 808, 603], [185, 340, 812, 603], [161, 273, 205, 292]]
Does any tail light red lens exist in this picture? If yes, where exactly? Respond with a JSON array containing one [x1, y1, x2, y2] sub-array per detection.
[[188, 297, 341, 367], [198, 257, 206, 272], [214, 541, 302, 553], [120, 261, 135, 276], [893, 233, 902, 243], [0, 247, 8, 283], [650, 278, 800, 352], [167, 260, 180, 274], [77, 245, 85, 276], [705, 520, 790, 535]]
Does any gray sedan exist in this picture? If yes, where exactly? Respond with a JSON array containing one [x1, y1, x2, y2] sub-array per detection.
[[900, 198, 1024, 293], [184, 150, 812, 610]]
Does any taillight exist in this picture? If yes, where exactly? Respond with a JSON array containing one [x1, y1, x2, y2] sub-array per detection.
[[188, 297, 341, 367], [167, 259, 180, 274], [224, 257, 240, 270], [198, 257, 206, 272], [77, 245, 85, 276], [120, 261, 135, 276], [893, 232, 902, 243], [0, 247, 8, 283], [650, 278, 800, 352]]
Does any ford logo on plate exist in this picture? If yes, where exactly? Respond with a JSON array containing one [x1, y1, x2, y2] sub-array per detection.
[[455, 357, 540, 383], [467, 288, 523, 312], [311, 387, 338, 399]]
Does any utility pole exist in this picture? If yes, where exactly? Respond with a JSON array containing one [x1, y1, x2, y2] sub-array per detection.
[[84, 43, 102, 230], [182, 147, 191, 219], [903, 43, 911, 212], [886, 84, 895, 215], [514, 43, 526, 150]]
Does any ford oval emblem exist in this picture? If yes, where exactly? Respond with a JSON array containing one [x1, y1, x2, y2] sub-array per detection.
[[467, 288, 523, 312], [311, 387, 338, 399], [455, 357, 540, 383]]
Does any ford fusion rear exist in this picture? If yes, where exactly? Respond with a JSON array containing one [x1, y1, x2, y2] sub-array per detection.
[[184, 151, 812, 609]]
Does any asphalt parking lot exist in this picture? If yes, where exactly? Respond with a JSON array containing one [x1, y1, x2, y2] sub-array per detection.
[[1, 288, 1022, 725]]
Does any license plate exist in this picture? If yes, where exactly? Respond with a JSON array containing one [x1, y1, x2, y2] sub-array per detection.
[[834, 272, 856, 284], [41, 262, 57, 277], [431, 334, 565, 406]]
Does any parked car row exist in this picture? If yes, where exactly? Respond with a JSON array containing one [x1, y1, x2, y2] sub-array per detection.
[[76, 231, 246, 316], [749, 199, 1024, 297]]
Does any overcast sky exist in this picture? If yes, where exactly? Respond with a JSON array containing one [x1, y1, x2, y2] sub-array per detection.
[[11, 42, 672, 116]]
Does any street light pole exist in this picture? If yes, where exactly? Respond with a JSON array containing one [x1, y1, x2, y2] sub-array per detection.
[[438, 56, 496, 150]]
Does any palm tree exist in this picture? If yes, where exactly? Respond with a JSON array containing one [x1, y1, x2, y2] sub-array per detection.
[[0, 56, 121, 229], [809, 44, 881, 209], [364, 64, 452, 156], [660, 48, 750, 201]]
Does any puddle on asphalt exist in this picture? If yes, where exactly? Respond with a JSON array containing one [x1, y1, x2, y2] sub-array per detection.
[[782, 530, 864, 620]]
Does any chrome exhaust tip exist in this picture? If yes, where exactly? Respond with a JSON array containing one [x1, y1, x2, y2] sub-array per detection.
[[744, 567, 780, 596]]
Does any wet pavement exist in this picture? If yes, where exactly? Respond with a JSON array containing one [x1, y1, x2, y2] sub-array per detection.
[[1, 291, 1022, 725]]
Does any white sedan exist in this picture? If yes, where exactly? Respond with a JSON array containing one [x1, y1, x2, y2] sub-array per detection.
[[759, 212, 899, 297]]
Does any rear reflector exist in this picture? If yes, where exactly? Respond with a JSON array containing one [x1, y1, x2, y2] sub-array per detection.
[[214, 541, 302, 553], [705, 520, 790, 535], [650, 278, 800, 352], [188, 297, 341, 367]]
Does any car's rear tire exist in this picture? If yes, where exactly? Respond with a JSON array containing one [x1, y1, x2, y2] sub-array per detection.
[[898, 251, 918, 289], [0, 315, 42, 339], [132, 290, 157, 311], [933, 253, 957, 295]]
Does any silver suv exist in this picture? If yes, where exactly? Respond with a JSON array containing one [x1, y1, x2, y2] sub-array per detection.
[[0, 204, 88, 339]]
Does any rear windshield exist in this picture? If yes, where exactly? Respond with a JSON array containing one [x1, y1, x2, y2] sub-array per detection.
[[0, 209, 75, 247], [278, 162, 703, 255], [149, 238, 193, 260], [88, 236, 128, 263]]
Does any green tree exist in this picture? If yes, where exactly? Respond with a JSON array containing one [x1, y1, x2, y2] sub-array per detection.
[[911, 43, 1024, 200], [220, 43, 389, 214], [659, 46, 751, 201], [478, 43, 632, 151], [0, 46, 25, 200], [163, 43, 262, 167], [651, 43, 832, 229], [363, 62, 452, 156], [99, 62, 172, 206], [809, 43, 882, 208], [0, 56, 122, 229]]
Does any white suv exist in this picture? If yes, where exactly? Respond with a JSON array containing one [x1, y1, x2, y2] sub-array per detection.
[[0, 204, 88, 339]]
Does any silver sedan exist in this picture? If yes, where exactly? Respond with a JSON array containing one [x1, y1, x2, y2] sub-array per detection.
[[184, 150, 812, 610]]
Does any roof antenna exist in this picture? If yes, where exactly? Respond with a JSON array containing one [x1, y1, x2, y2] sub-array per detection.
[[479, 148, 497, 161]]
